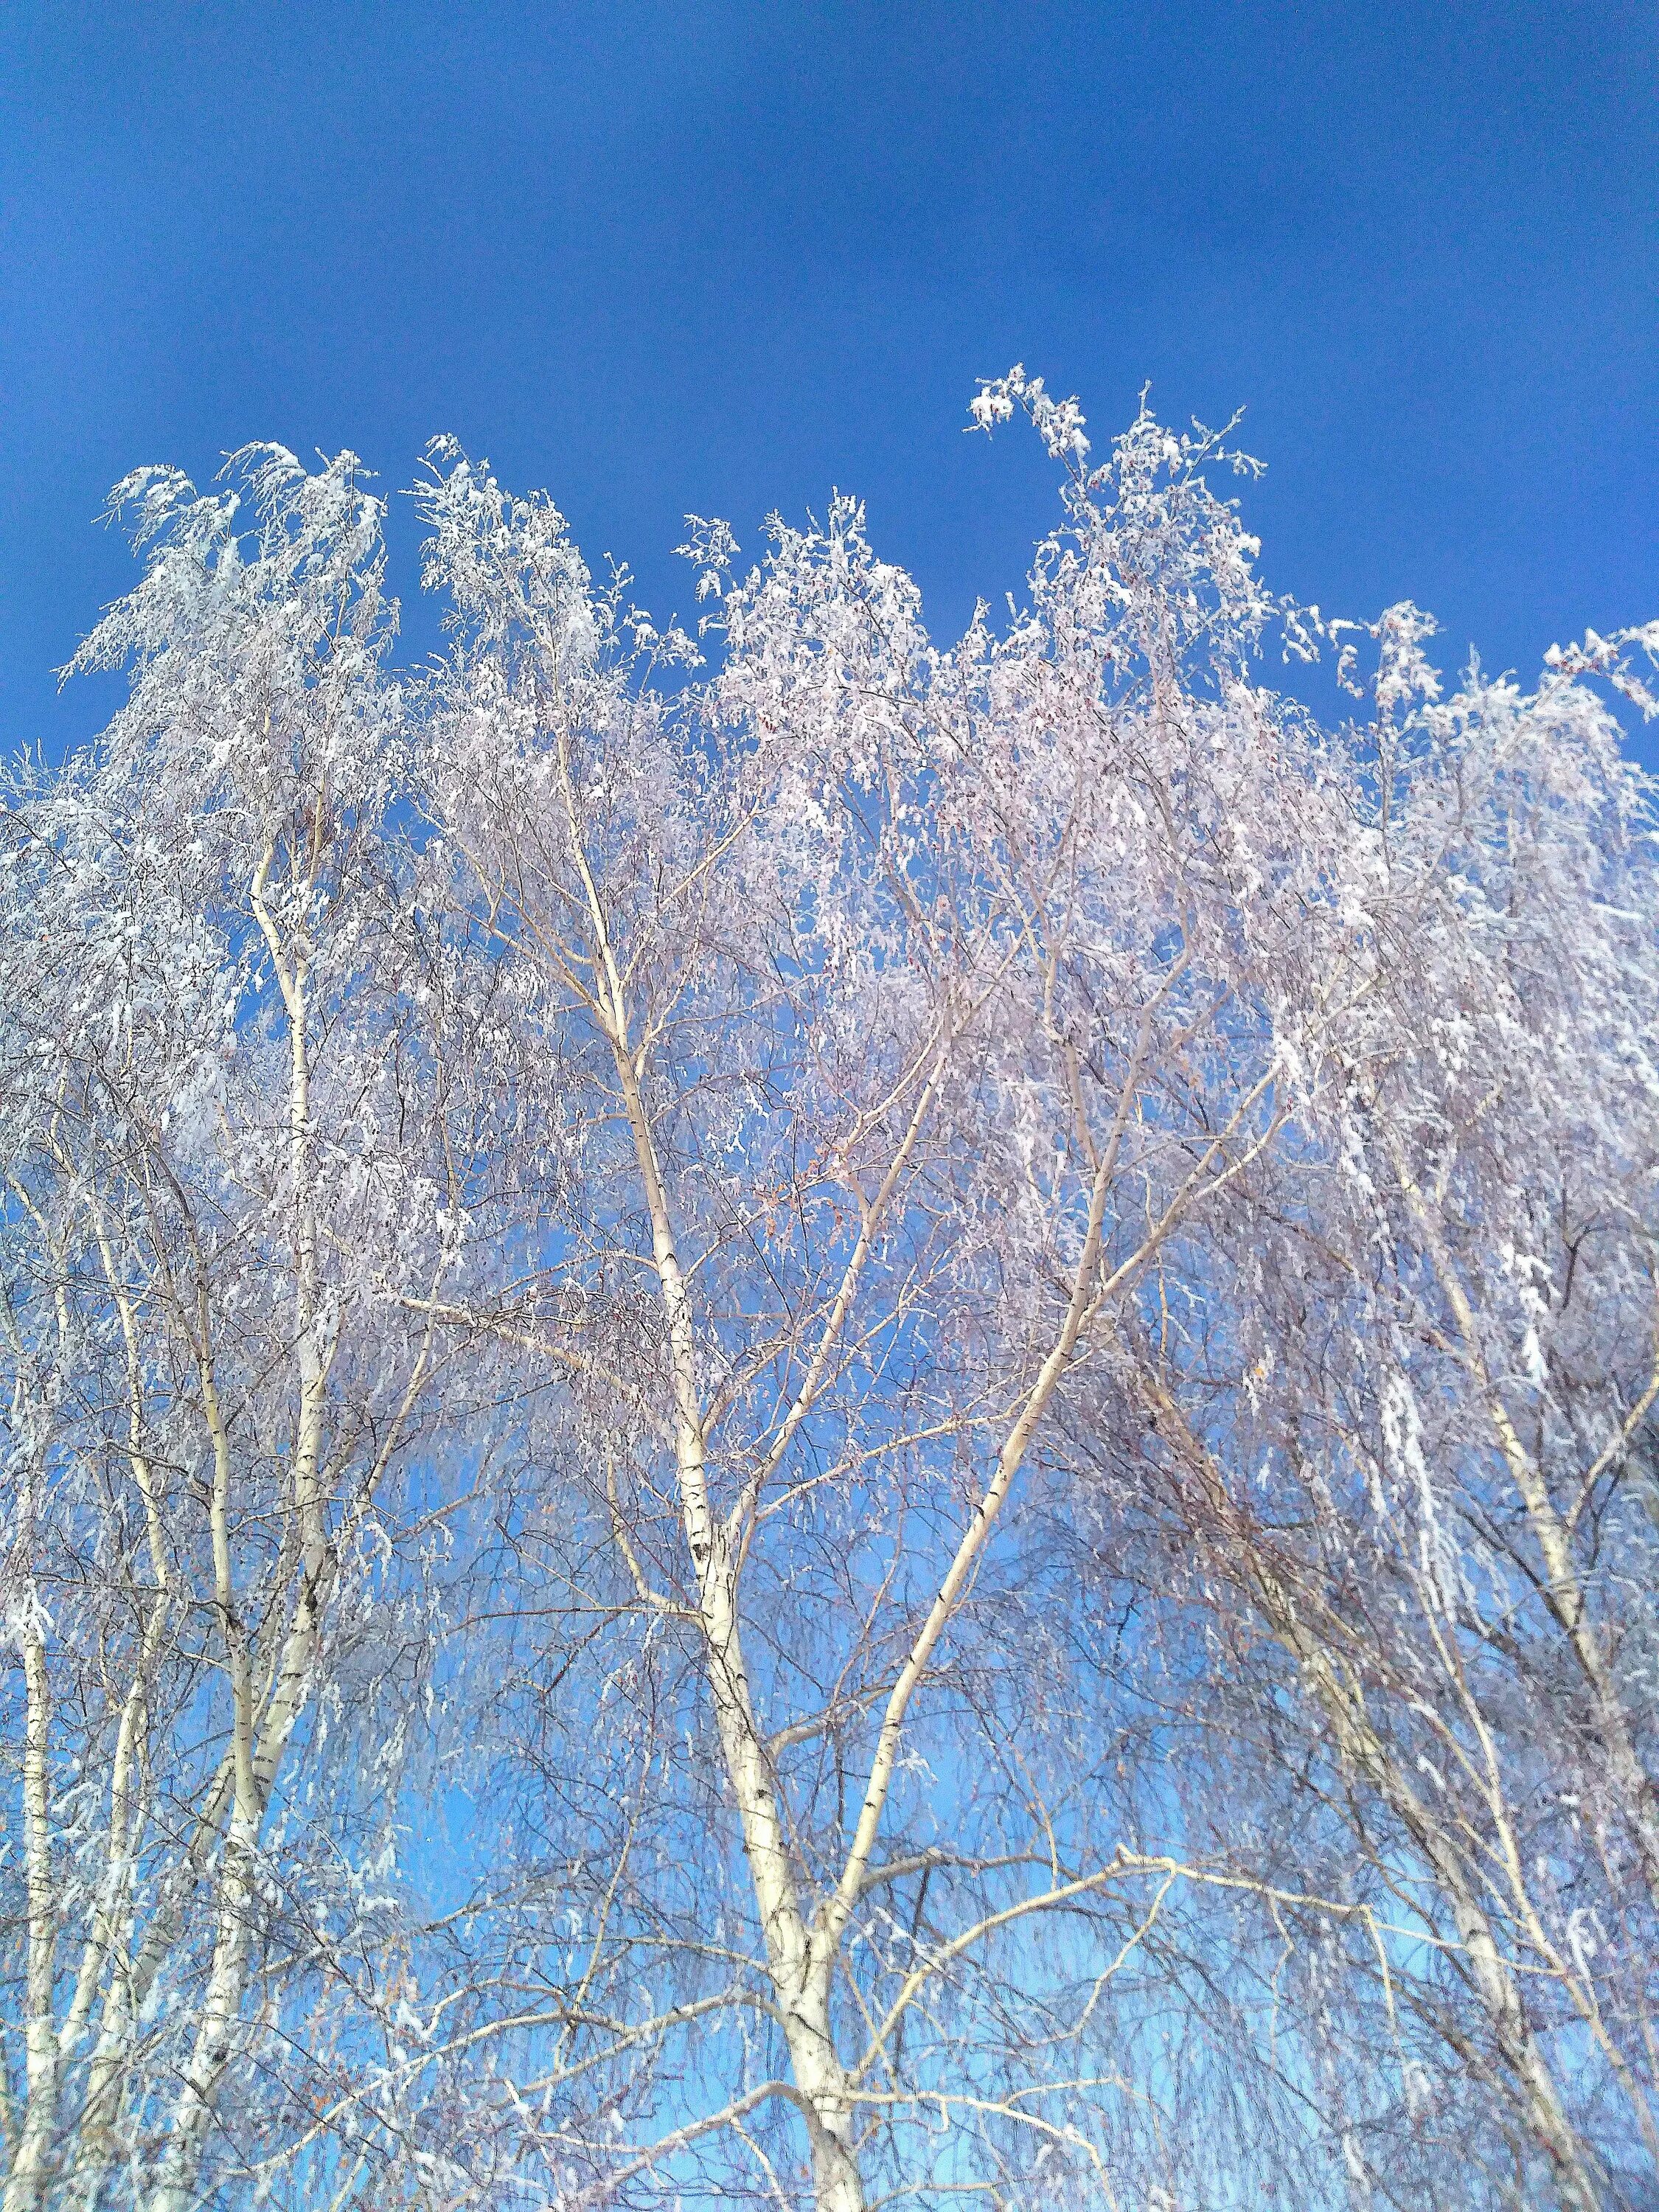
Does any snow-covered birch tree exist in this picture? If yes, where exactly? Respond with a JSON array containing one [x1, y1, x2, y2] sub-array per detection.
[[0, 448, 533, 2212], [2, 376, 1655, 2212]]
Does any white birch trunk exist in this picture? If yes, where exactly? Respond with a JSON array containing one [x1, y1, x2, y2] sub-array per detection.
[[153, 852, 331, 2212], [4, 1628, 59, 2212], [609, 1032, 870, 2207]]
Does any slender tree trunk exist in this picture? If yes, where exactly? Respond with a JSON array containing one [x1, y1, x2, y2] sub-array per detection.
[[151, 1340, 261, 2212], [610, 1031, 869, 2206], [4, 1628, 59, 2212], [156, 870, 335, 2212], [150, 1825, 257, 2212]]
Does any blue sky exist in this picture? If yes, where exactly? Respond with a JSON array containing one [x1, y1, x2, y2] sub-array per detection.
[[3, 1, 1655, 758]]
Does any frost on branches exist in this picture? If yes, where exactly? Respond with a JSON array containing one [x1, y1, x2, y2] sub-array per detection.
[[1, 381, 1656, 2212]]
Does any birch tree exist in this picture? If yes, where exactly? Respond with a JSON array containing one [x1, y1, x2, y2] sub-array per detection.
[[1, 376, 1653, 2212], [0, 448, 507, 2211], [399, 383, 1439, 2207], [1060, 599, 1659, 2208]]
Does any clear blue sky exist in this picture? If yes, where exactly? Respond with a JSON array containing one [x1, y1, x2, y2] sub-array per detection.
[[3, 1, 1655, 757]]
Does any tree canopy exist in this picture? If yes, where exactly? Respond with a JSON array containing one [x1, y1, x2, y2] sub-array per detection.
[[3, 375, 1658, 2212]]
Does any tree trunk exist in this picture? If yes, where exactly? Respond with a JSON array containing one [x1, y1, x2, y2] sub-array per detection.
[[4, 1630, 59, 2212], [608, 1015, 867, 2209]]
